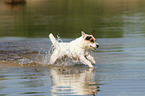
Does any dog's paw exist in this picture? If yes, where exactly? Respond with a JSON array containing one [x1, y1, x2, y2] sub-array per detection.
[[92, 60, 96, 65]]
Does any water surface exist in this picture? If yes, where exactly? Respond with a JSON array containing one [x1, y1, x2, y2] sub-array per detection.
[[0, 37, 145, 96], [0, 0, 145, 96]]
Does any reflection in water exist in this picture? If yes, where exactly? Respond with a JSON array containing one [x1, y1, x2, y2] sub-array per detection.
[[0, 0, 145, 95], [50, 67, 99, 96], [0, 0, 26, 11], [4, 3, 25, 11], [1, 0, 145, 38], [4, 0, 26, 4], [0, 67, 99, 95]]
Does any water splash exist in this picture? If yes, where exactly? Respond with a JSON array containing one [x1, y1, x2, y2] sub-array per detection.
[[19, 58, 34, 66], [36, 35, 79, 67], [0, 36, 79, 67]]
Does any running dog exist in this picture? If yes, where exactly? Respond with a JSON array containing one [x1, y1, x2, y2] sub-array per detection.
[[49, 31, 99, 67]]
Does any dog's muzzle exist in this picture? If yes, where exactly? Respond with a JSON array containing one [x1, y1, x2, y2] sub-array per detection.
[[90, 44, 99, 50]]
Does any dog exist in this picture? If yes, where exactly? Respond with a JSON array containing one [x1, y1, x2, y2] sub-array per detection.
[[49, 31, 99, 67]]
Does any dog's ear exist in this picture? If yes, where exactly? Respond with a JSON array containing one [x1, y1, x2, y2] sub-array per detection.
[[91, 30, 95, 36], [90, 32, 94, 36], [81, 31, 86, 37]]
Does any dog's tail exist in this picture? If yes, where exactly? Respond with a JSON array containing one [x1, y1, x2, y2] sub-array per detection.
[[49, 33, 58, 45]]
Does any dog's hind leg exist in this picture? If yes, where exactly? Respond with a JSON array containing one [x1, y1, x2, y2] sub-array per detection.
[[80, 56, 94, 67], [49, 50, 59, 64]]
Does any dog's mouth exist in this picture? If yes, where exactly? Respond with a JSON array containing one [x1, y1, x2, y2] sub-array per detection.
[[90, 45, 99, 50], [90, 46, 96, 50]]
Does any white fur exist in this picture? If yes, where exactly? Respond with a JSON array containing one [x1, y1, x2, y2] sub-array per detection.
[[49, 31, 99, 67]]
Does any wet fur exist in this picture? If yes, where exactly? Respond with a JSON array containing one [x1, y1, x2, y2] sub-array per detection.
[[49, 31, 99, 67]]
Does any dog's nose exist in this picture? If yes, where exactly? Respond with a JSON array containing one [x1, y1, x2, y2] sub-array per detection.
[[96, 45, 99, 48]]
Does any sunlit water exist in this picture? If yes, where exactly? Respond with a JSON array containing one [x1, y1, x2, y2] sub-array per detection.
[[0, 0, 145, 96]]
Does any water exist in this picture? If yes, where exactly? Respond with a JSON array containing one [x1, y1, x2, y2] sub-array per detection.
[[0, 0, 145, 96]]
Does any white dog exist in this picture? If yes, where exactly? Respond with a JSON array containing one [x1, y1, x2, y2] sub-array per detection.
[[49, 31, 99, 67]]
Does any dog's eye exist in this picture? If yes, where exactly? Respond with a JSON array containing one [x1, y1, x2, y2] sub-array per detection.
[[90, 39, 94, 42], [86, 36, 92, 40]]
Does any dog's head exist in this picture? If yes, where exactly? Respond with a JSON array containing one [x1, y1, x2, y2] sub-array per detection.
[[82, 31, 99, 50]]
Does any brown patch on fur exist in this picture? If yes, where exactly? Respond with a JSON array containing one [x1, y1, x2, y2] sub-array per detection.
[[85, 36, 96, 44]]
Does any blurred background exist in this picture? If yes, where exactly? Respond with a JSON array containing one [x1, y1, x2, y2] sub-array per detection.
[[0, 0, 145, 38]]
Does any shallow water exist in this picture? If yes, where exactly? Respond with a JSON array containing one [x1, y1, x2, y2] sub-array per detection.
[[1, 0, 145, 96], [0, 37, 145, 96]]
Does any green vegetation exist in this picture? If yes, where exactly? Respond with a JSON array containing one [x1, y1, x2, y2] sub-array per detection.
[[0, 0, 145, 38]]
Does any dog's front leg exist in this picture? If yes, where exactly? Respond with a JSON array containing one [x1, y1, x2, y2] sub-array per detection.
[[86, 54, 96, 65], [80, 56, 94, 67]]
